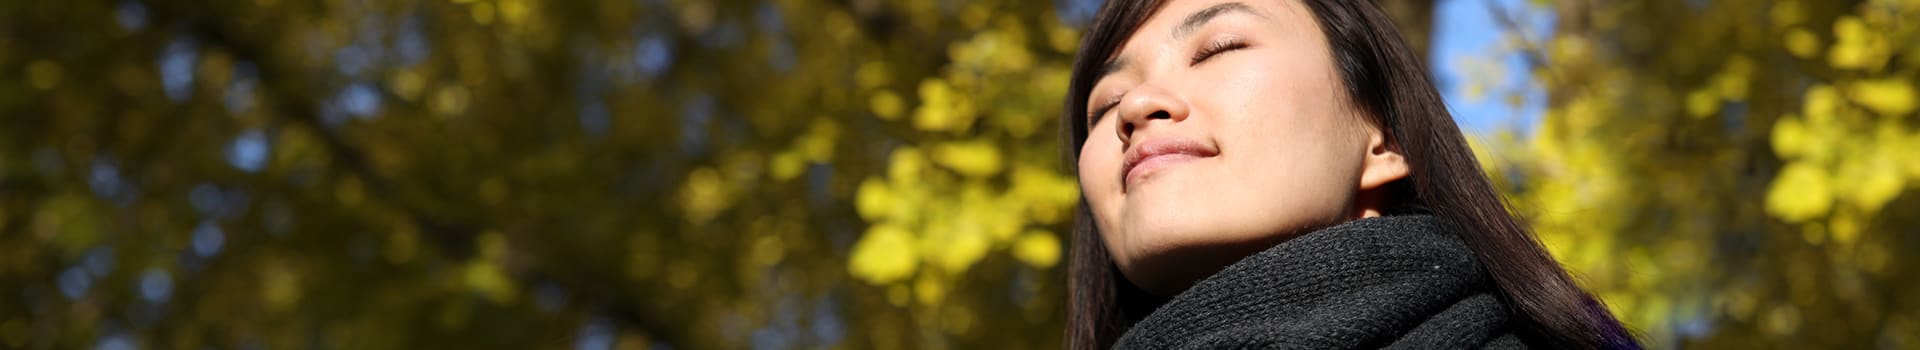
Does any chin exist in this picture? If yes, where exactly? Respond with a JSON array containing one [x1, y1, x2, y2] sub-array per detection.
[[1113, 211, 1269, 295]]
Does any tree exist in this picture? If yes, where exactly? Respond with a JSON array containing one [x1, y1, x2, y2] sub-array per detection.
[[0, 0, 1082, 348], [1473, 0, 1920, 347], [25, 0, 1908, 348]]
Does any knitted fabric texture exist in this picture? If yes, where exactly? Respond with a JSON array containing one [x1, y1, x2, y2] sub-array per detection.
[[1113, 215, 1526, 349]]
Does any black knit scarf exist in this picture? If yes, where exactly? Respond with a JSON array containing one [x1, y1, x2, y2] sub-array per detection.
[[1114, 215, 1528, 349]]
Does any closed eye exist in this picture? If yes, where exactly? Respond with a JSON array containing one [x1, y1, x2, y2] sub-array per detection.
[[1190, 38, 1247, 66], [1089, 95, 1121, 126]]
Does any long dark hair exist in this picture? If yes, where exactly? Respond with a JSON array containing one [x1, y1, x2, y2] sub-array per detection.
[[1061, 1, 1638, 349]]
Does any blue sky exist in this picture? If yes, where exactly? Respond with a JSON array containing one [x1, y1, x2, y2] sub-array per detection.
[[1430, 0, 1551, 135]]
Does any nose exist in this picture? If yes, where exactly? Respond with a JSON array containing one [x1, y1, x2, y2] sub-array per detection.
[[1115, 84, 1190, 145]]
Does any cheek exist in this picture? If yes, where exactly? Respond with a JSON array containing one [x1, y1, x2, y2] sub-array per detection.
[[1076, 128, 1122, 200], [1205, 58, 1367, 212], [1213, 53, 1355, 154], [1076, 124, 1128, 241]]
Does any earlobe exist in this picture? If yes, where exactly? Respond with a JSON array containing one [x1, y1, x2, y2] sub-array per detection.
[[1358, 130, 1409, 191]]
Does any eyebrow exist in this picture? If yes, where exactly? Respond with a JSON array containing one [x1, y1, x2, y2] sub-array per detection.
[[1095, 2, 1263, 80], [1172, 2, 1259, 40]]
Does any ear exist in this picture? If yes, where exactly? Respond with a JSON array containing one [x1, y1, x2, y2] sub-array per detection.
[[1357, 126, 1409, 191]]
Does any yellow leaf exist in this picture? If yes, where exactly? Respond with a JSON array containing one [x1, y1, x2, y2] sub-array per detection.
[[1802, 84, 1841, 123], [914, 273, 945, 306], [463, 260, 518, 304], [910, 79, 948, 130], [934, 227, 988, 273], [1766, 305, 1797, 336], [1820, 43, 1866, 70], [1765, 162, 1834, 222], [750, 235, 785, 266], [1847, 79, 1916, 116], [1832, 15, 1868, 42], [931, 140, 1003, 178], [260, 259, 304, 311], [1841, 142, 1906, 213], [849, 223, 919, 285], [1827, 16, 1885, 70], [1548, 35, 1593, 65], [1715, 56, 1755, 101], [1012, 230, 1061, 268], [496, 0, 530, 26], [964, 187, 1023, 242], [470, 2, 494, 24], [1908, 131, 1920, 179], [870, 89, 905, 120], [800, 118, 839, 162], [888, 146, 928, 184], [959, 3, 990, 29], [1048, 24, 1081, 53], [35, 194, 104, 254], [855, 178, 891, 221], [1770, 115, 1809, 159], [1784, 27, 1821, 59], [883, 179, 930, 227], [915, 187, 993, 274], [432, 85, 472, 117], [855, 61, 891, 89], [1829, 209, 1861, 246], [1686, 89, 1720, 118], [1011, 166, 1082, 224], [677, 167, 730, 224], [770, 150, 805, 181], [912, 79, 975, 132], [1768, 1, 1804, 28]]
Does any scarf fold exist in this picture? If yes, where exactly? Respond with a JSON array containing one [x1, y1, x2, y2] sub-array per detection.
[[1114, 215, 1527, 349]]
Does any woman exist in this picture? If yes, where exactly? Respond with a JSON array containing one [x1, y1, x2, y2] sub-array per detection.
[[1062, 0, 1640, 349]]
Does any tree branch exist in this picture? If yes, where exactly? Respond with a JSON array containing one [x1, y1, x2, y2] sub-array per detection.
[[143, 5, 699, 348]]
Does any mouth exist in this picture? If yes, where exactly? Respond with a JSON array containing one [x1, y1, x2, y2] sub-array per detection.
[[1121, 137, 1219, 191]]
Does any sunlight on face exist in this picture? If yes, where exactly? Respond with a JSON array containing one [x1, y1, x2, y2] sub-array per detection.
[[1078, 0, 1394, 295]]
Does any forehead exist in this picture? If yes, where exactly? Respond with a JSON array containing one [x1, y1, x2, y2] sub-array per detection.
[[1133, 0, 1307, 38], [1094, 0, 1319, 80], [1105, 0, 1316, 64]]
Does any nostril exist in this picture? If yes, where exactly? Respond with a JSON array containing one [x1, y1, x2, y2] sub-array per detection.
[[1148, 110, 1172, 120]]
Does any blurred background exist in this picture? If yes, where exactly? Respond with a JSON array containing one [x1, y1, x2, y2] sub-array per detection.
[[1, 0, 1916, 348]]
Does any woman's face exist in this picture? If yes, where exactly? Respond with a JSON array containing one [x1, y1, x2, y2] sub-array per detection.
[[1079, 0, 1407, 295]]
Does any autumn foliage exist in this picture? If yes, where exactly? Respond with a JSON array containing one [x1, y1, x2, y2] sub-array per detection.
[[0, 0, 1915, 348]]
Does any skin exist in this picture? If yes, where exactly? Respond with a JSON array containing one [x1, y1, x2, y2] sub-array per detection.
[[1079, 0, 1410, 296]]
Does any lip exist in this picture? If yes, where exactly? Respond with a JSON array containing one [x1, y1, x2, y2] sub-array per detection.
[[1121, 136, 1219, 191]]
